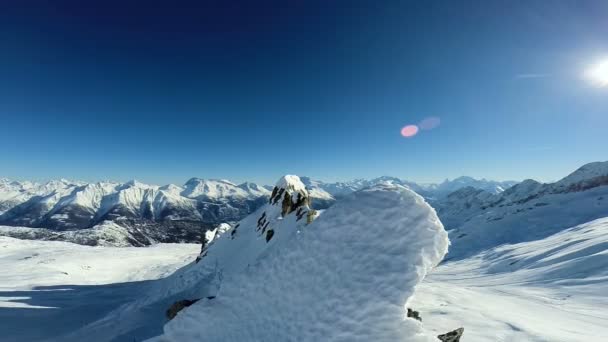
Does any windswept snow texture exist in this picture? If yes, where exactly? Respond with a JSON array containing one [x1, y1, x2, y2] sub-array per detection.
[[152, 184, 449, 342], [414, 217, 608, 341]]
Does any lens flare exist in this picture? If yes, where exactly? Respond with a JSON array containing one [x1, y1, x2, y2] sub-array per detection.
[[419, 117, 441, 130], [400, 125, 419, 138]]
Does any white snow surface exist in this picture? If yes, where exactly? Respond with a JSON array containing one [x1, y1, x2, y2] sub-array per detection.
[[413, 217, 608, 341], [553, 161, 608, 188], [2, 214, 607, 341], [0, 237, 199, 291], [181, 178, 269, 200], [446, 184, 608, 259], [151, 183, 449, 342]]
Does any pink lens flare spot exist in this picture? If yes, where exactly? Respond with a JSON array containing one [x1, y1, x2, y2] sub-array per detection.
[[419, 116, 441, 130], [400, 125, 419, 138]]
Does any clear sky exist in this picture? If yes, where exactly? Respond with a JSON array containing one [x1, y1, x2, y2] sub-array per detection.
[[1, 0, 607, 185]]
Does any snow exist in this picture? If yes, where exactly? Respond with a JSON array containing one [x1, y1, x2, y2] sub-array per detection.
[[0, 237, 200, 342], [554, 161, 608, 188], [0, 177, 269, 234], [181, 178, 255, 199], [275, 174, 308, 193], [2, 164, 608, 341], [0, 221, 141, 247], [413, 217, 608, 341], [447, 184, 608, 259], [1, 208, 607, 341], [151, 183, 448, 341], [237, 182, 272, 197], [0, 237, 199, 290]]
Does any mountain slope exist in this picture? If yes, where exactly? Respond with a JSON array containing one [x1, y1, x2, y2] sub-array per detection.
[[414, 216, 608, 341], [437, 161, 608, 259], [34, 176, 448, 341], [0, 178, 272, 245]]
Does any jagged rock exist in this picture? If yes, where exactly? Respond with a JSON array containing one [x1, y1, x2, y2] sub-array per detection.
[[265, 229, 274, 242], [437, 327, 464, 342], [166, 299, 200, 320], [270, 175, 311, 217], [407, 308, 422, 321]]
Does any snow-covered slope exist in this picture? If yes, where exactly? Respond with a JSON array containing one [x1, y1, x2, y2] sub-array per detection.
[[0, 237, 199, 289], [0, 237, 200, 342], [17, 176, 447, 341], [151, 180, 448, 342], [414, 217, 608, 341], [434, 176, 517, 195], [300, 175, 516, 206], [3, 173, 607, 341], [438, 161, 608, 259]]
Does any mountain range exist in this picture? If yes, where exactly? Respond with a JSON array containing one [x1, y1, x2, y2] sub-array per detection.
[[2, 166, 608, 341], [1, 162, 606, 247]]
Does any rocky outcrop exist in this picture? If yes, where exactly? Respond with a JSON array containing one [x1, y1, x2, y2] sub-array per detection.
[[437, 327, 464, 342], [407, 308, 422, 322], [166, 299, 200, 320]]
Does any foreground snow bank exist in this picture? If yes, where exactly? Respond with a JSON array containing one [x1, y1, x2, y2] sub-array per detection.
[[152, 183, 449, 341]]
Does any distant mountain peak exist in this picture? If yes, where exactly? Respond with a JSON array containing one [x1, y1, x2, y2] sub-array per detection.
[[554, 161, 608, 189]]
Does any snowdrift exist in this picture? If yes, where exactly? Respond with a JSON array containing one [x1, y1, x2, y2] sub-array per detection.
[[150, 180, 449, 341]]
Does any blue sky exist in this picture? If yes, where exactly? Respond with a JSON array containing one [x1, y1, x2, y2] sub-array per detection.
[[1, 0, 607, 185]]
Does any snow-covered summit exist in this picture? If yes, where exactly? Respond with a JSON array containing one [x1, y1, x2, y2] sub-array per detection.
[[269, 175, 311, 216], [150, 182, 448, 342], [274, 174, 307, 193], [236, 182, 271, 197], [181, 178, 261, 200], [552, 161, 608, 192]]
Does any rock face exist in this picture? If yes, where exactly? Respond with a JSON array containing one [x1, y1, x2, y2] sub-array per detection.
[[437, 327, 464, 342], [195, 175, 315, 265], [270, 175, 311, 217], [166, 299, 200, 320], [407, 308, 422, 322]]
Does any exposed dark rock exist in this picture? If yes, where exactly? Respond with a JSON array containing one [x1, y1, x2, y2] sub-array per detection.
[[437, 327, 464, 342], [407, 308, 422, 322], [166, 299, 200, 320], [265, 229, 274, 242], [231, 225, 238, 239]]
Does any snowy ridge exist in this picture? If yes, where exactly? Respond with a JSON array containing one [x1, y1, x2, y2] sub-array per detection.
[[52, 176, 317, 340], [437, 161, 608, 259], [182, 178, 270, 200], [552, 161, 608, 191], [151, 182, 448, 341], [0, 178, 272, 243]]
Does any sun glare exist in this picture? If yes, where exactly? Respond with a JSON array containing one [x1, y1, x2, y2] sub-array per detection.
[[585, 59, 608, 87]]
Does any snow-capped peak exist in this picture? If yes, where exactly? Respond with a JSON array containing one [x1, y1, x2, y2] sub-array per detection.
[[274, 175, 308, 194], [124, 179, 153, 188], [181, 178, 254, 199], [553, 161, 608, 191], [270, 175, 310, 216]]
